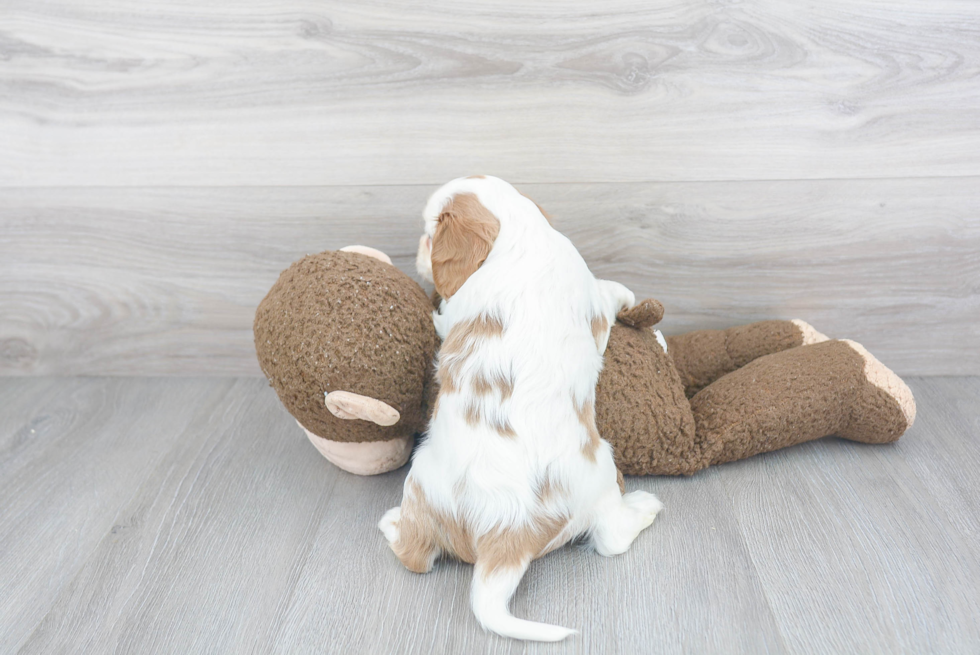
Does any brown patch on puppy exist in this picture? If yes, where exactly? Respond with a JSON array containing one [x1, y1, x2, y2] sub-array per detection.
[[476, 515, 569, 579], [591, 315, 609, 351], [471, 315, 505, 339], [430, 193, 500, 299], [438, 314, 505, 395], [392, 482, 570, 579], [490, 413, 517, 437], [390, 480, 444, 573], [439, 512, 477, 564], [437, 368, 459, 395], [535, 474, 567, 504], [394, 479, 476, 568], [576, 399, 601, 462], [464, 402, 481, 426], [441, 315, 504, 357], [472, 370, 515, 400], [464, 402, 516, 437], [472, 373, 493, 396]]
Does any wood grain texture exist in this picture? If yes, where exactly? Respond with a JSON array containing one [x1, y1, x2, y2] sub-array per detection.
[[0, 377, 238, 653], [2, 179, 977, 376], [2, 0, 979, 186], [2, 376, 978, 653], [18, 379, 339, 654], [717, 395, 980, 652]]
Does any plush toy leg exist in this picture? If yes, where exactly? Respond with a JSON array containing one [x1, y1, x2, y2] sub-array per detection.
[[667, 319, 829, 398], [297, 421, 412, 475], [689, 339, 915, 468]]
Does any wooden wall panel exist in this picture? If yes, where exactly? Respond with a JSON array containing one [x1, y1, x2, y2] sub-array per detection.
[[2, 179, 976, 376], [2, 0, 979, 185]]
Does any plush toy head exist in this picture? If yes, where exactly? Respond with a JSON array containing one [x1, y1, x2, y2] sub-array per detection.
[[254, 247, 438, 472]]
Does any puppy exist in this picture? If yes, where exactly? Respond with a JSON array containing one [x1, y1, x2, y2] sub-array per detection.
[[379, 176, 663, 641]]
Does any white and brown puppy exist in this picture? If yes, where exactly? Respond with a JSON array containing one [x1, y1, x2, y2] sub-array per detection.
[[379, 176, 663, 641]]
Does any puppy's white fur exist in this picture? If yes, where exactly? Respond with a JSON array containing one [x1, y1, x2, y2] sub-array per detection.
[[379, 176, 663, 642]]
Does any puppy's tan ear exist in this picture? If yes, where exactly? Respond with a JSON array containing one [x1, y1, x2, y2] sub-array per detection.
[[431, 193, 500, 299]]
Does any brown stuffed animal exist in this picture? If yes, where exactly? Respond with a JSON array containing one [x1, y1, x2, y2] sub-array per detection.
[[254, 248, 915, 476], [596, 307, 916, 476], [254, 246, 438, 474]]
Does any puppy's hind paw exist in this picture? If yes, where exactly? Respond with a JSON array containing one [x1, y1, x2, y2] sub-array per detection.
[[623, 490, 664, 529], [593, 490, 663, 557], [378, 506, 401, 544]]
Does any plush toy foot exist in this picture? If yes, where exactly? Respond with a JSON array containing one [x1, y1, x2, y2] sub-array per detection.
[[690, 339, 916, 468], [837, 339, 916, 442], [791, 319, 830, 346], [297, 421, 412, 475], [667, 319, 829, 397]]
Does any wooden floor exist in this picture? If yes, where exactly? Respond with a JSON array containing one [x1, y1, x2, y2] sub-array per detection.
[[2, 376, 978, 654]]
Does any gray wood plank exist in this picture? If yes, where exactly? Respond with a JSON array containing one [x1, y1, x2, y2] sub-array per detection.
[[892, 377, 980, 544], [4, 377, 980, 653], [717, 406, 980, 653], [0, 378, 64, 451], [0, 377, 236, 653], [198, 437, 788, 655], [2, 179, 977, 376], [2, 1, 979, 186], [17, 378, 340, 655]]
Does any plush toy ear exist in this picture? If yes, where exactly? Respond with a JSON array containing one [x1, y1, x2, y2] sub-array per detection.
[[617, 298, 665, 328], [325, 390, 401, 426], [430, 193, 500, 299]]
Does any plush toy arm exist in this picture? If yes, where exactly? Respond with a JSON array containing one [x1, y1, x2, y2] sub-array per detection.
[[616, 298, 664, 328]]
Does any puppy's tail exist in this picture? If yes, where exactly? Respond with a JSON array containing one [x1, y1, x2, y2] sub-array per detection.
[[470, 561, 576, 642]]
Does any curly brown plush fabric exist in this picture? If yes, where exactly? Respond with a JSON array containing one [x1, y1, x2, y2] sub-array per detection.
[[597, 323, 913, 476], [254, 251, 438, 442], [666, 320, 807, 398], [691, 339, 910, 466], [595, 325, 704, 476], [616, 298, 664, 329]]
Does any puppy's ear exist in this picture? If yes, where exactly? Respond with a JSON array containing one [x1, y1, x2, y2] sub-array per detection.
[[431, 193, 500, 299], [519, 191, 553, 225]]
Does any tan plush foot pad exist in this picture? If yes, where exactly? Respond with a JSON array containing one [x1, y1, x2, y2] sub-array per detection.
[[791, 319, 830, 345], [842, 339, 917, 430]]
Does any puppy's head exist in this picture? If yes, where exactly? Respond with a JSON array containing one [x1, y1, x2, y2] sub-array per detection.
[[417, 176, 550, 300], [418, 179, 500, 299]]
